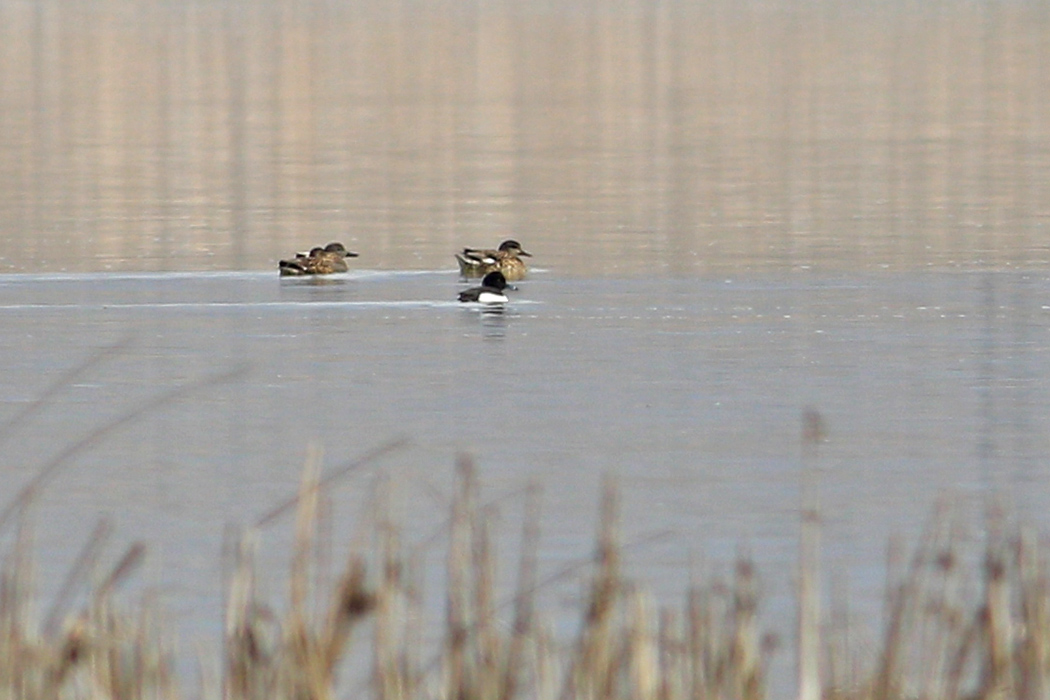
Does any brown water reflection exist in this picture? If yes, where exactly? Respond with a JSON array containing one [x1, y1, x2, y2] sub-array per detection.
[[1, 0, 1048, 274]]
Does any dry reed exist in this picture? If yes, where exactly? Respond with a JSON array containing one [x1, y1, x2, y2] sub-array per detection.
[[1, 453, 1049, 699]]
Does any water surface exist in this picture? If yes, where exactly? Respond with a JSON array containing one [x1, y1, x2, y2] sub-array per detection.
[[1, 0, 1050, 693], [2, 268, 1049, 652]]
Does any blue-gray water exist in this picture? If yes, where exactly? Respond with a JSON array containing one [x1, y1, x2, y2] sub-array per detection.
[[3, 267, 1049, 655]]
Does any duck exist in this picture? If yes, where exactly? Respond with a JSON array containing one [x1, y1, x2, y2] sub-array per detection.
[[279, 242, 358, 276], [455, 239, 532, 281], [458, 271, 512, 304]]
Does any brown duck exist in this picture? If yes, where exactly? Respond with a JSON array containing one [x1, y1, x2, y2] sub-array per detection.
[[455, 239, 531, 281], [279, 242, 359, 276]]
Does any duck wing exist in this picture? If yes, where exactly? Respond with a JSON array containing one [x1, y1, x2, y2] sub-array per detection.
[[458, 247, 499, 264], [279, 258, 310, 275]]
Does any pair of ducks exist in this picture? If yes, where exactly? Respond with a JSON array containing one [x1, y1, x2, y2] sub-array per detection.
[[454, 239, 531, 304], [278, 242, 359, 276], [278, 239, 532, 304]]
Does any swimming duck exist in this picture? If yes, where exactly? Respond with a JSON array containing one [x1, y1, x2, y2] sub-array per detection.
[[458, 271, 512, 304], [279, 242, 358, 276], [455, 239, 532, 281]]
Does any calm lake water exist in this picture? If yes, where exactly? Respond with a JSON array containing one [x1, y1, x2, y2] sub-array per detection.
[[1, 0, 1050, 694], [4, 267, 1050, 682]]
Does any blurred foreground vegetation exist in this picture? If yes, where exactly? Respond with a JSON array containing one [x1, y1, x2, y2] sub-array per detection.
[[1, 454, 1048, 700]]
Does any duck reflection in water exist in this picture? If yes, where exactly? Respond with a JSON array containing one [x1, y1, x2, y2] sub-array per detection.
[[480, 306, 508, 339]]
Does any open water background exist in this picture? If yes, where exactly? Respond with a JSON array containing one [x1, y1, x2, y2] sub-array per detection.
[[1, 0, 1050, 693]]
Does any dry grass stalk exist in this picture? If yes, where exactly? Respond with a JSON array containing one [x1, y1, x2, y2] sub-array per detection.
[[224, 452, 378, 700], [372, 488, 417, 700], [732, 557, 765, 700], [656, 607, 682, 700], [559, 477, 621, 700], [624, 589, 658, 700], [498, 482, 542, 700], [224, 528, 270, 700], [12, 440, 1050, 700], [444, 455, 475, 700], [799, 407, 825, 700], [1015, 529, 1050, 700], [798, 490, 822, 700], [977, 507, 1015, 700], [441, 454, 532, 700], [0, 514, 177, 700]]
